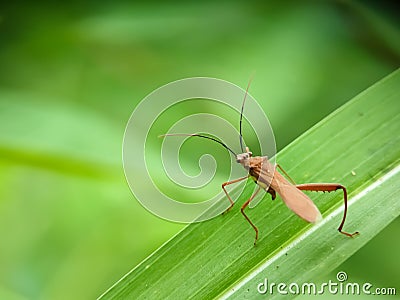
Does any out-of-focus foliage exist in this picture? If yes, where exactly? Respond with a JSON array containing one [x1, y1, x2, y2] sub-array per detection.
[[0, 1, 399, 299]]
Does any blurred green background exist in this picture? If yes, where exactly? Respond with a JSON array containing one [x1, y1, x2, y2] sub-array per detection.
[[0, 1, 399, 299]]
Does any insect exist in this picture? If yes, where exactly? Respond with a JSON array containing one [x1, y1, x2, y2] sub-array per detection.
[[160, 81, 359, 245]]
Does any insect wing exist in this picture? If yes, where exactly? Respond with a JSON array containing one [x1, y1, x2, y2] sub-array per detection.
[[272, 172, 322, 223]]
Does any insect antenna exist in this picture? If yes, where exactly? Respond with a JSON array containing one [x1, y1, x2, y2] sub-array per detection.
[[159, 133, 237, 157], [239, 76, 254, 153]]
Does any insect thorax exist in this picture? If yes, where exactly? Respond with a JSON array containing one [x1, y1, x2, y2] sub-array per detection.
[[248, 156, 274, 187]]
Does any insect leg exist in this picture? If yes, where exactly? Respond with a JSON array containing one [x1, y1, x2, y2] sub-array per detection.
[[241, 186, 262, 245], [295, 183, 359, 237], [276, 164, 296, 184], [222, 176, 249, 214]]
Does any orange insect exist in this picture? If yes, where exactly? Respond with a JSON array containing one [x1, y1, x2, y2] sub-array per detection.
[[161, 81, 359, 245]]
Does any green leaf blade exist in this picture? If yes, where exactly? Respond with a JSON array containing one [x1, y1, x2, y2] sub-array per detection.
[[225, 165, 400, 299], [99, 69, 400, 299]]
